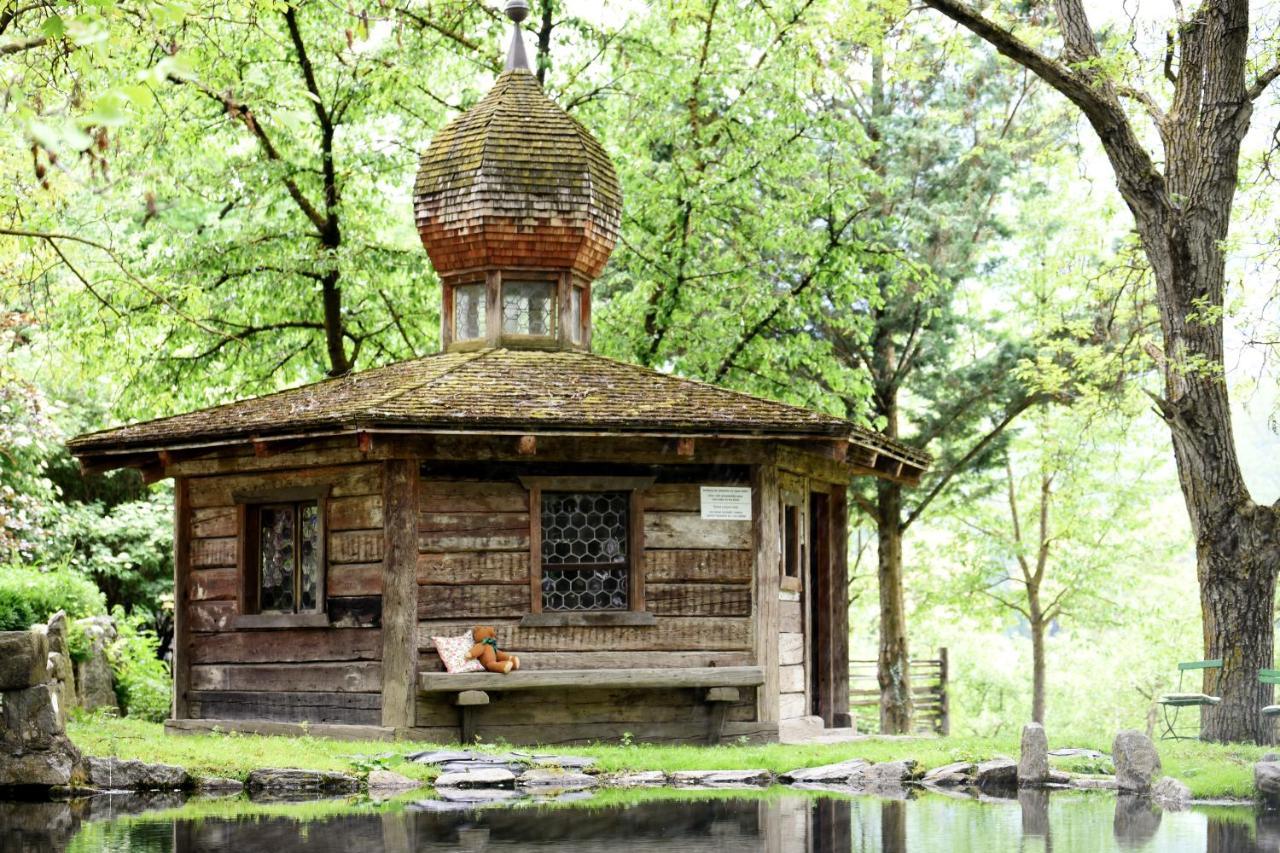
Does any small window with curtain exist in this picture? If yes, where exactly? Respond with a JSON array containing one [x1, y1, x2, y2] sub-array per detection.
[[239, 487, 328, 621], [502, 280, 556, 336], [540, 491, 629, 611], [453, 282, 486, 341]]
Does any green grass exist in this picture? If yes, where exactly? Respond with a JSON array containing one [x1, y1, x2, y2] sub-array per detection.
[[66, 716, 1263, 800]]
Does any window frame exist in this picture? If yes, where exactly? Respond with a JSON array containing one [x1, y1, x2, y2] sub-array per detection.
[[233, 485, 330, 629], [499, 277, 559, 341], [451, 281, 488, 343], [518, 475, 655, 624], [780, 490, 805, 593]]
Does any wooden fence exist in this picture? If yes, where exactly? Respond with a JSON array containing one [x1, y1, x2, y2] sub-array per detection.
[[849, 648, 950, 735]]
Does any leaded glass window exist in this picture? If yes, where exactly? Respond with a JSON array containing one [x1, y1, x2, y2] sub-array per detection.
[[569, 286, 584, 344], [255, 501, 321, 614], [502, 281, 555, 336], [540, 491, 628, 611], [453, 283, 486, 341]]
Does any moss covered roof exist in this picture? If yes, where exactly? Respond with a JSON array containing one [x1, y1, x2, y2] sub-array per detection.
[[67, 349, 929, 469]]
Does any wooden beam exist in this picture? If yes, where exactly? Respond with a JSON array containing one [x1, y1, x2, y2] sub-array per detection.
[[676, 437, 695, 457], [418, 665, 764, 693], [517, 435, 537, 455], [381, 458, 419, 728], [752, 459, 780, 723], [173, 477, 192, 719], [357, 431, 373, 454], [830, 483, 851, 728]]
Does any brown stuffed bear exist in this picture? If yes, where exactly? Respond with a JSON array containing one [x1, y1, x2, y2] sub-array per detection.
[[467, 626, 520, 674]]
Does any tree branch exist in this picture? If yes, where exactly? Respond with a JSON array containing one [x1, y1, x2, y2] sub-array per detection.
[[1249, 62, 1280, 101], [0, 33, 46, 54]]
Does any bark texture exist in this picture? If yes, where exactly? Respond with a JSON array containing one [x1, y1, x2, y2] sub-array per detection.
[[923, 0, 1280, 742]]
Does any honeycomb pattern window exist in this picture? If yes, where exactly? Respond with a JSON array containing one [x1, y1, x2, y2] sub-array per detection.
[[540, 491, 629, 611], [502, 280, 556, 336], [453, 283, 486, 341]]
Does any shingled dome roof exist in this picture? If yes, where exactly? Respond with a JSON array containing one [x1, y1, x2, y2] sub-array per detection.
[[413, 69, 622, 279]]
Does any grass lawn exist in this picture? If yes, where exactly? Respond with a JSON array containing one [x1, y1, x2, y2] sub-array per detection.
[[67, 716, 1266, 800]]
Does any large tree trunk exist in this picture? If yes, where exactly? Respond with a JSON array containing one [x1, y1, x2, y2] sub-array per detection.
[[1029, 595, 1046, 725], [876, 480, 913, 734]]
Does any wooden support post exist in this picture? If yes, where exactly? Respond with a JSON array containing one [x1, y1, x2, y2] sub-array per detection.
[[938, 647, 950, 736], [381, 459, 419, 728], [172, 477, 191, 720], [456, 690, 489, 744], [830, 483, 851, 728], [705, 687, 739, 745], [752, 458, 780, 723]]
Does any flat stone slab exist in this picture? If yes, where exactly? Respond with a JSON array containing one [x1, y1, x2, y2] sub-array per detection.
[[670, 769, 773, 787], [368, 770, 423, 791], [607, 771, 668, 787], [87, 758, 192, 791], [1071, 776, 1120, 790], [973, 758, 1018, 790], [434, 768, 517, 789], [922, 761, 975, 787], [780, 759, 868, 784], [863, 760, 917, 787], [1049, 747, 1106, 759], [516, 768, 597, 791], [408, 750, 482, 765], [530, 754, 597, 770], [439, 761, 526, 775], [196, 777, 244, 795], [434, 786, 523, 803], [246, 768, 360, 794]]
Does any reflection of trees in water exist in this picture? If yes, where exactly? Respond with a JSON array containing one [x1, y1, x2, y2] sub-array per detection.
[[1019, 788, 1051, 848], [880, 799, 906, 853], [1206, 810, 1280, 853]]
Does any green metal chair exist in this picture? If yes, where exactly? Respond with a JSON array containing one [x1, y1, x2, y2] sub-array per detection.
[[1157, 659, 1222, 740], [1260, 670, 1280, 721]]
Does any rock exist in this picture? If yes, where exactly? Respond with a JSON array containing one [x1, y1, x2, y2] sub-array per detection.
[[609, 770, 668, 787], [2, 684, 63, 748], [1048, 747, 1106, 759], [0, 741, 80, 786], [1018, 723, 1050, 786], [1152, 776, 1192, 811], [245, 768, 361, 794], [1072, 776, 1120, 790], [434, 767, 517, 789], [87, 757, 192, 791], [0, 630, 50, 690], [670, 769, 772, 787], [1256, 761, 1280, 799], [197, 777, 245, 794], [530, 754, 597, 770], [73, 617, 119, 714], [408, 749, 480, 765], [1047, 769, 1072, 785], [780, 759, 867, 784], [922, 761, 975, 787], [45, 652, 76, 726], [516, 768, 597, 791], [368, 769, 422, 792], [1112, 730, 1161, 793], [863, 760, 917, 789], [974, 758, 1018, 790]]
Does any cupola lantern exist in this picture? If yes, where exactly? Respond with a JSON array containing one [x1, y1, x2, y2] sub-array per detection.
[[414, 0, 622, 352]]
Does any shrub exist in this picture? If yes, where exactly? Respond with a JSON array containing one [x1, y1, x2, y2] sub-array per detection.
[[107, 606, 171, 722], [0, 561, 106, 630]]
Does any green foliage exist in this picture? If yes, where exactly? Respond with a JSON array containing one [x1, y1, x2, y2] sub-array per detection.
[[0, 560, 106, 630], [106, 606, 171, 722], [53, 491, 173, 613]]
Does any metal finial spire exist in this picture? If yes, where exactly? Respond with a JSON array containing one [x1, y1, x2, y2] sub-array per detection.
[[504, 1, 531, 72]]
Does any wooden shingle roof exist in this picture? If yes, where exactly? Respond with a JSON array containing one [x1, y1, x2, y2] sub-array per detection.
[[67, 349, 930, 475]]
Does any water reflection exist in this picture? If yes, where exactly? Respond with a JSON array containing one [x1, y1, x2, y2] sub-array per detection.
[[0, 788, 1274, 852]]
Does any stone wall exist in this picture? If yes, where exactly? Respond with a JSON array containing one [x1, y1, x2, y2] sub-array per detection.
[[0, 627, 83, 788]]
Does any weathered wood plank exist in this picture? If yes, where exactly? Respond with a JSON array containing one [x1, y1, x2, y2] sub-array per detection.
[[418, 584, 529, 619], [643, 549, 752, 584], [188, 464, 381, 507], [416, 696, 757, 728], [644, 513, 751, 550], [418, 532, 530, 552], [189, 629, 382, 664], [381, 458, 419, 729], [418, 650, 754, 672], [189, 568, 237, 602], [190, 662, 382, 693], [329, 494, 383, 530], [779, 600, 803, 634], [330, 530, 383, 564], [420, 480, 528, 513], [166, 718, 395, 742], [753, 461, 780, 723], [417, 617, 752, 652], [418, 512, 530, 552], [416, 551, 530, 585], [779, 664, 806, 694], [188, 690, 381, 725], [192, 507, 236, 538], [329, 595, 382, 628], [830, 486, 851, 726], [436, 720, 777, 747], [190, 537, 237, 568], [641, 483, 701, 512], [188, 600, 237, 632], [174, 478, 192, 719], [647, 584, 751, 617], [419, 666, 763, 692], [327, 563, 382, 597], [779, 633, 805, 667]]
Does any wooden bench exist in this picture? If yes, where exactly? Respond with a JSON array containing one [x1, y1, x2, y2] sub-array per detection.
[[418, 666, 765, 745]]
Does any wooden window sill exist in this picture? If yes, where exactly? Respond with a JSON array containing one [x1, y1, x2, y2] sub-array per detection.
[[519, 612, 656, 628], [233, 612, 330, 630]]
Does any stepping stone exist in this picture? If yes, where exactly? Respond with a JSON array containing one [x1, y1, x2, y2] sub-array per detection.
[[517, 768, 597, 791], [922, 761, 975, 787], [368, 769, 422, 792], [531, 754, 597, 770], [780, 759, 868, 784], [196, 777, 244, 794], [1072, 776, 1119, 790], [87, 758, 192, 791], [863, 760, 918, 789], [246, 768, 360, 794], [670, 769, 773, 787], [408, 750, 480, 765], [609, 771, 668, 787], [973, 758, 1018, 790], [434, 768, 517, 789], [440, 762, 525, 775]]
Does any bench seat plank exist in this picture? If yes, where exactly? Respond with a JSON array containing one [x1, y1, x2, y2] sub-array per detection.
[[419, 666, 764, 693]]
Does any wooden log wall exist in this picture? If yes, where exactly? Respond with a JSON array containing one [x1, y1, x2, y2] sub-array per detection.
[[183, 463, 385, 725]]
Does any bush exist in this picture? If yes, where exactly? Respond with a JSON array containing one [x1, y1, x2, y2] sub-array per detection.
[[107, 606, 171, 722], [0, 561, 106, 630]]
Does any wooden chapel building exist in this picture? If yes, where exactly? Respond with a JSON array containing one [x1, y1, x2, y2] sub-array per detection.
[[68, 3, 929, 745]]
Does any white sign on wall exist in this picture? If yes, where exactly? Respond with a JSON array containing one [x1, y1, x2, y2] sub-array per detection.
[[700, 486, 752, 521]]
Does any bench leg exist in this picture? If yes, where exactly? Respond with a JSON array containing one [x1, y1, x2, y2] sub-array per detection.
[[706, 687, 740, 746], [455, 690, 489, 745]]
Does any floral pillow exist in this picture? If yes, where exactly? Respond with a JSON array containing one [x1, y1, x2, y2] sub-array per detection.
[[432, 632, 485, 674]]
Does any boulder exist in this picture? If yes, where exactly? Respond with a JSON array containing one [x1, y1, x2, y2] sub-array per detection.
[[973, 757, 1018, 790], [1112, 730, 1161, 793], [922, 761, 975, 787], [86, 757, 192, 791], [73, 617, 119, 714], [1256, 760, 1280, 800], [2, 684, 62, 748], [434, 767, 517, 789], [197, 777, 245, 794], [516, 768, 597, 791], [368, 769, 423, 792], [0, 740, 80, 787], [1018, 723, 1050, 786], [863, 760, 917, 789], [780, 759, 868, 784], [670, 769, 773, 787], [0, 631, 49, 690], [246, 768, 361, 794], [1152, 776, 1192, 811]]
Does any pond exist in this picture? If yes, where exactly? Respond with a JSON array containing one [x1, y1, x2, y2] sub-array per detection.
[[0, 788, 1270, 853]]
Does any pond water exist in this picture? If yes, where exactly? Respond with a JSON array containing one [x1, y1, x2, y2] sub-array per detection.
[[0, 788, 1271, 853]]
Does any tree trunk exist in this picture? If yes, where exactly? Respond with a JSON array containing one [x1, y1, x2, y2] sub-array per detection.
[[1029, 592, 1046, 725], [876, 480, 913, 734]]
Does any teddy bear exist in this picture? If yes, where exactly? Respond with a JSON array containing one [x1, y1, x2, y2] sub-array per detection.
[[466, 625, 521, 674]]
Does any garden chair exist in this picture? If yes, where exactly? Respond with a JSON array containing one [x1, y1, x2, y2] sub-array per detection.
[[1260, 670, 1280, 724], [1157, 659, 1222, 741]]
